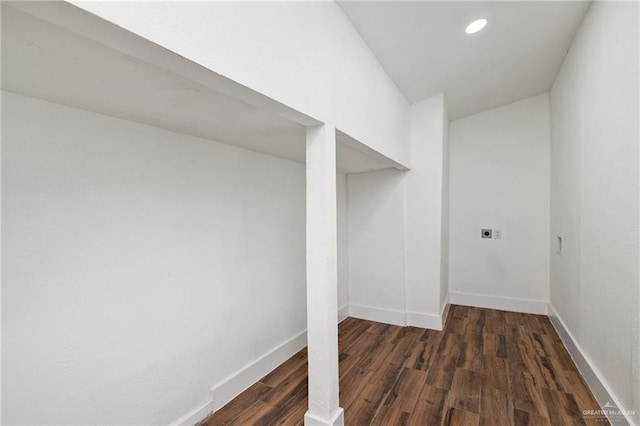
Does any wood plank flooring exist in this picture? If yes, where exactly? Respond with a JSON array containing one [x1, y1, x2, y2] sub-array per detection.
[[199, 305, 606, 425]]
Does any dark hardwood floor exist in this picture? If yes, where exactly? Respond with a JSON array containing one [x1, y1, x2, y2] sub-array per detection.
[[199, 305, 606, 425]]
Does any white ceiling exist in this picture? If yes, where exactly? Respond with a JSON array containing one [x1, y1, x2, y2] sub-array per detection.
[[1, 3, 405, 174], [338, 1, 591, 120]]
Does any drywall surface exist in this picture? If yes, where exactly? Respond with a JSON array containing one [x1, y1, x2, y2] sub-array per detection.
[[1, 91, 308, 425], [550, 0, 639, 419], [405, 94, 449, 316], [440, 106, 450, 311], [337, 173, 348, 311], [69, 1, 411, 166], [347, 169, 406, 316], [449, 94, 550, 306], [347, 95, 450, 327]]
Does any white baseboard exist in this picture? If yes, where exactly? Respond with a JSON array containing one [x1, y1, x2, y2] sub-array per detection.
[[171, 330, 307, 426], [172, 399, 215, 426], [406, 311, 442, 330], [548, 304, 635, 426], [349, 303, 449, 331], [170, 296, 447, 425], [304, 407, 345, 426], [172, 298, 635, 426], [348, 304, 407, 326], [440, 293, 451, 328], [338, 305, 349, 323], [449, 291, 548, 315], [407, 295, 450, 330]]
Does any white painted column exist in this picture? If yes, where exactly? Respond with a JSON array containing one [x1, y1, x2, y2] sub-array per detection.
[[304, 124, 344, 426], [404, 94, 449, 328]]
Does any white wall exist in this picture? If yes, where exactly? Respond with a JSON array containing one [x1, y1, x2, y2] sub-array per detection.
[[405, 94, 449, 319], [337, 173, 349, 313], [448, 94, 550, 313], [550, 1, 639, 420], [69, 1, 411, 166], [1, 91, 313, 425], [440, 105, 450, 310], [346, 169, 406, 325], [346, 95, 450, 329]]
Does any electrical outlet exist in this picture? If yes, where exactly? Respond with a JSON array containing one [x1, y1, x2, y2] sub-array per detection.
[[481, 229, 492, 239], [494, 229, 502, 239]]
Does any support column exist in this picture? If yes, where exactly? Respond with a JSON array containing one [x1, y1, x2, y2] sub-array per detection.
[[304, 124, 344, 426], [405, 94, 449, 329]]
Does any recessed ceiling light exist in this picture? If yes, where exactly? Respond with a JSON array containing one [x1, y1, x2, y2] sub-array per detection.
[[465, 18, 487, 34]]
